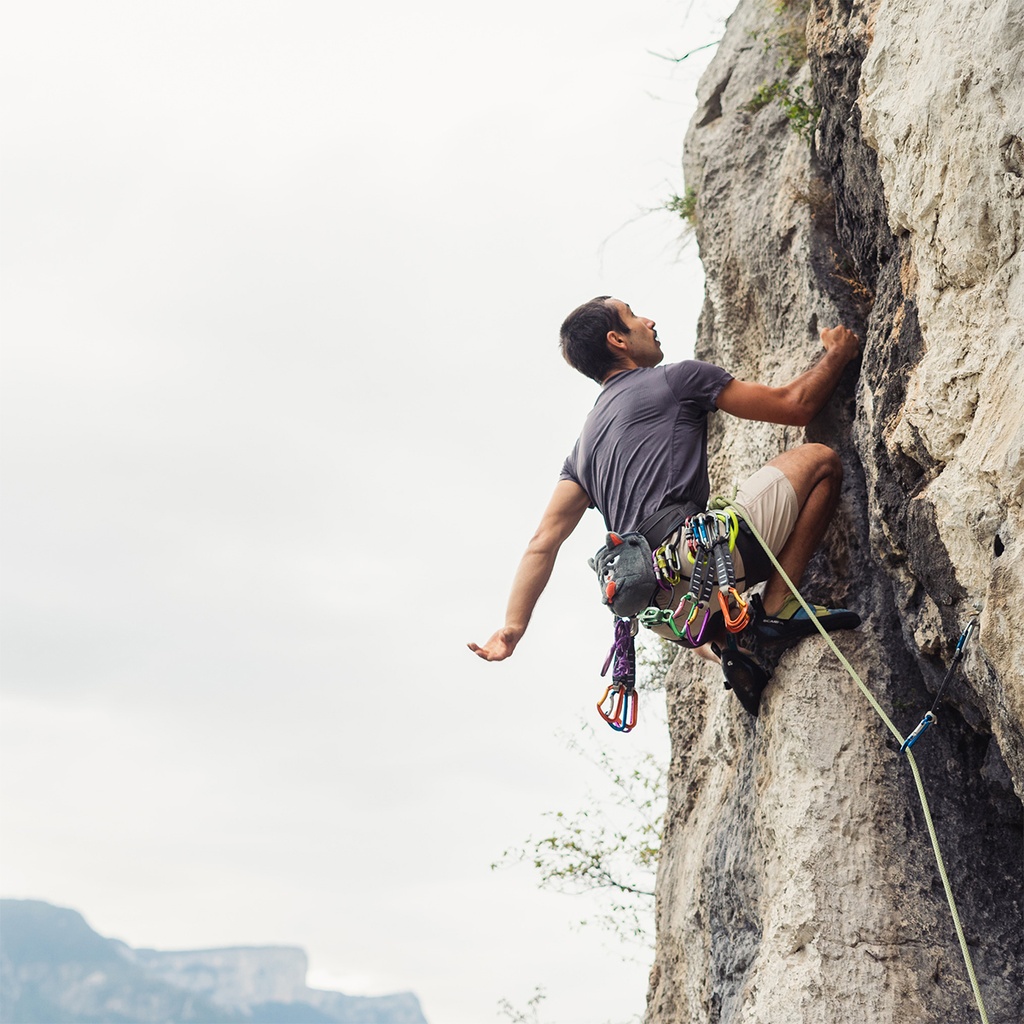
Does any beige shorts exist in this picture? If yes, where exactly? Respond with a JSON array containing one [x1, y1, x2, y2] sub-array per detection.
[[648, 465, 798, 644]]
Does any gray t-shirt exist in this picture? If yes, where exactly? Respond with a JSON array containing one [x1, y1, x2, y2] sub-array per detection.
[[559, 360, 733, 533]]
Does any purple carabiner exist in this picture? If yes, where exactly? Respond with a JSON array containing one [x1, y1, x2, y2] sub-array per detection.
[[597, 683, 639, 732], [685, 606, 712, 646]]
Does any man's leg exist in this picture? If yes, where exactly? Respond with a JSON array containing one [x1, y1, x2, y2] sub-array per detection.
[[648, 443, 844, 650], [675, 444, 849, 716], [759, 443, 842, 615]]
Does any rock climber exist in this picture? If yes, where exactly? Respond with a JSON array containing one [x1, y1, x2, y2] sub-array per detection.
[[467, 296, 862, 713]]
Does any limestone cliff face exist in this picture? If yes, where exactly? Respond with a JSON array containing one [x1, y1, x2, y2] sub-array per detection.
[[129, 946, 311, 1008], [646, 1, 1023, 1022], [0, 899, 428, 1024]]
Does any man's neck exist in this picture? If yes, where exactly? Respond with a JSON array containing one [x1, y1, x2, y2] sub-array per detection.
[[602, 361, 640, 384]]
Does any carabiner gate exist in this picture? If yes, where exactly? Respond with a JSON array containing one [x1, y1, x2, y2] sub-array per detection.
[[901, 712, 936, 753], [597, 683, 639, 733], [719, 587, 750, 633]]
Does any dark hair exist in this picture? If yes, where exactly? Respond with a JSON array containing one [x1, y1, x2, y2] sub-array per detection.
[[558, 296, 630, 383]]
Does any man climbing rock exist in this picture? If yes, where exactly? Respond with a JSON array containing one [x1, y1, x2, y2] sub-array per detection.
[[468, 296, 862, 715]]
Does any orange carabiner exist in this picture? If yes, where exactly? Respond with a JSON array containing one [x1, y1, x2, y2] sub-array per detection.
[[719, 587, 750, 633], [597, 683, 639, 732]]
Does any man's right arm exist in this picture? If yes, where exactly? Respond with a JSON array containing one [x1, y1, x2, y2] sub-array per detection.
[[715, 325, 860, 425], [468, 479, 591, 662]]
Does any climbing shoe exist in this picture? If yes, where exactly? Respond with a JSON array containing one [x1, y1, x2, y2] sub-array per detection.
[[746, 593, 861, 645], [713, 643, 772, 718]]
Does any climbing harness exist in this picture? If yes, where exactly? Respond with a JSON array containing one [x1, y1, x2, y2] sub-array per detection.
[[722, 501, 991, 1024], [638, 509, 749, 645], [593, 501, 766, 732], [597, 617, 639, 732], [901, 616, 979, 752], [593, 506, 751, 733]]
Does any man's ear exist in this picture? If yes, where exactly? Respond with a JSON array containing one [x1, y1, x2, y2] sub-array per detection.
[[606, 330, 629, 354]]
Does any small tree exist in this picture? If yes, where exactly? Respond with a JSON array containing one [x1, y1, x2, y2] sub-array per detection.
[[495, 639, 675, 947], [497, 986, 548, 1024]]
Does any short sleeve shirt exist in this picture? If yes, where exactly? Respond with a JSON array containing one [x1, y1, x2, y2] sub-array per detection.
[[559, 360, 733, 533]]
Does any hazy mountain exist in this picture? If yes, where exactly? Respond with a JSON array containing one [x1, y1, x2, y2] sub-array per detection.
[[0, 900, 427, 1024]]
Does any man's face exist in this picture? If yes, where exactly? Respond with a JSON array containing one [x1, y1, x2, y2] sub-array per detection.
[[608, 299, 663, 367]]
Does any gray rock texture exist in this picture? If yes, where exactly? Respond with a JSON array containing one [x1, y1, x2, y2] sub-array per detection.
[[645, 1, 1023, 1022]]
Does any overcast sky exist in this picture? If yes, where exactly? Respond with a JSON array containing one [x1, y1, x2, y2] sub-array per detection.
[[1, 2, 736, 1022]]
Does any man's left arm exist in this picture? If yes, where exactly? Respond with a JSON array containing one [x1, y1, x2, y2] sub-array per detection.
[[468, 479, 591, 662]]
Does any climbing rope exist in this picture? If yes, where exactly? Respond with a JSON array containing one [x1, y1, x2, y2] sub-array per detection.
[[715, 498, 990, 1024]]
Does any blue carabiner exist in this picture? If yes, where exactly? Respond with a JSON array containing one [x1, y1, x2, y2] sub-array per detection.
[[901, 712, 936, 753], [597, 683, 639, 732]]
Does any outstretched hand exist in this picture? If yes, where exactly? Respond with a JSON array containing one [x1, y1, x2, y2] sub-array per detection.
[[467, 626, 523, 662]]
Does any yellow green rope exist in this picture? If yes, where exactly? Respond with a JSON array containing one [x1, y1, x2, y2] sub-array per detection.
[[715, 498, 990, 1024]]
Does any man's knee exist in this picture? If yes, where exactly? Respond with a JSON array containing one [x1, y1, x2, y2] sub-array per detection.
[[808, 443, 842, 486], [768, 443, 842, 504], [798, 444, 843, 520]]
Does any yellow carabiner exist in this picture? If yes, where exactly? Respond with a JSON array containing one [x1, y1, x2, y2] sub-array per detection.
[[726, 508, 739, 551], [655, 544, 682, 586]]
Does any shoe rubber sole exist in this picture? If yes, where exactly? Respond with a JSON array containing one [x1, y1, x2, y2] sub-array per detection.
[[720, 648, 771, 717], [753, 608, 861, 642]]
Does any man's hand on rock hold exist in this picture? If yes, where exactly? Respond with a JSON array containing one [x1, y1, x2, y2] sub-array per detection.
[[820, 324, 861, 362]]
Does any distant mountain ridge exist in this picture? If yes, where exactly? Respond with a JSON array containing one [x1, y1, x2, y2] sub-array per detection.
[[0, 900, 427, 1024]]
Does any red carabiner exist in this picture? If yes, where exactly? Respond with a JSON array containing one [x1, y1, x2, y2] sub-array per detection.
[[597, 683, 639, 732]]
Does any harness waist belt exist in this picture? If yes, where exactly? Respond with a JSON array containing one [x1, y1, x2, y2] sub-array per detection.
[[639, 500, 774, 589], [637, 501, 702, 548]]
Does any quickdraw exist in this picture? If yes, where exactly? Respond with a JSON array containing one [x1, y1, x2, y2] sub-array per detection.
[[597, 617, 639, 732], [697, 510, 749, 633], [644, 509, 749, 643], [901, 616, 979, 753]]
